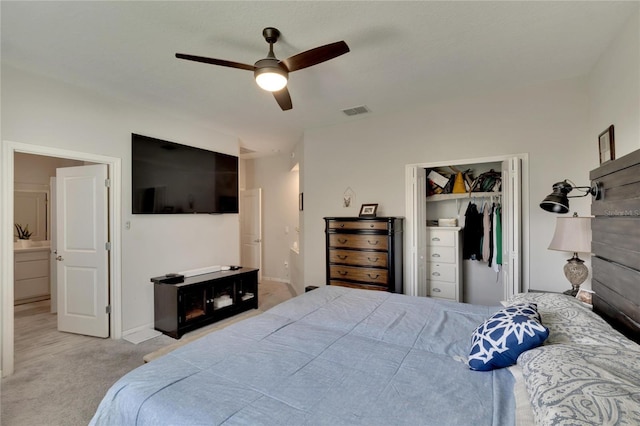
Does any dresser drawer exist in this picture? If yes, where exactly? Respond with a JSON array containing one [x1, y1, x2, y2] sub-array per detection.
[[329, 280, 388, 291], [329, 249, 388, 268], [329, 234, 388, 251], [427, 263, 457, 282], [427, 230, 456, 247], [427, 280, 456, 300], [327, 220, 388, 231], [329, 265, 388, 285], [426, 246, 456, 263]]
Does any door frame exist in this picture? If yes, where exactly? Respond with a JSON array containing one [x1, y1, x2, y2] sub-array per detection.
[[240, 188, 263, 282], [1, 140, 122, 377], [404, 153, 530, 299]]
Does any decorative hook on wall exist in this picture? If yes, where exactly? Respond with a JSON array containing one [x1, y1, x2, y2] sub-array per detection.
[[343, 187, 356, 208]]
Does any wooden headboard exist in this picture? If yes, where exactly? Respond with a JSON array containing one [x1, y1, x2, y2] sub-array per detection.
[[590, 148, 640, 343]]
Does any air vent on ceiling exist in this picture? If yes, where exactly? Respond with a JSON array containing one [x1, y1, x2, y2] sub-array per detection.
[[342, 105, 370, 117], [240, 147, 256, 155]]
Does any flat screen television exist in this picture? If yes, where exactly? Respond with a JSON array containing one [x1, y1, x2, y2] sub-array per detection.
[[132, 133, 238, 214]]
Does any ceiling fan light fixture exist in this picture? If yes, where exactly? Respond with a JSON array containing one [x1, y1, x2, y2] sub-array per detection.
[[254, 65, 288, 92], [177, 27, 349, 110]]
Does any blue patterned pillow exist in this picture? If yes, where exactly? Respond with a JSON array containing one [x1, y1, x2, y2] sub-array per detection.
[[468, 303, 549, 371]]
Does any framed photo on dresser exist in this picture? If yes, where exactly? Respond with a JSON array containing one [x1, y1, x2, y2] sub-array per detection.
[[359, 203, 378, 217]]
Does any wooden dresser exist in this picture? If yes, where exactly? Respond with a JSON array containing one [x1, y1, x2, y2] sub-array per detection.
[[324, 217, 403, 293]]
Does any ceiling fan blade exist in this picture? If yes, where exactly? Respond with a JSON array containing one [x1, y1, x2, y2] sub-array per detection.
[[281, 41, 350, 72], [273, 87, 292, 111], [175, 53, 255, 71]]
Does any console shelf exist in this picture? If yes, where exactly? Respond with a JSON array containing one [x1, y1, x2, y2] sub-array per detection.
[[152, 268, 258, 339]]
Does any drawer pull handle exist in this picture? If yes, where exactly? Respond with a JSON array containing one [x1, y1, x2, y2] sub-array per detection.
[[431, 237, 441, 241], [432, 253, 440, 258], [432, 272, 441, 277], [340, 224, 345, 228], [337, 255, 348, 260], [367, 274, 380, 279], [367, 257, 379, 262], [338, 271, 348, 276], [433, 288, 442, 293], [367, 240, 379, 246], [338, 238, 348, 244], [369, 224, 374, 228]]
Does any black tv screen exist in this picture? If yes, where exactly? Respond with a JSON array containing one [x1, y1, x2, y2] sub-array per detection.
[[132, 134, 238, 214]]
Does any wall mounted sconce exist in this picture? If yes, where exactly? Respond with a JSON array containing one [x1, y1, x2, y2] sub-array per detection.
[[539, 180, 602, 214]]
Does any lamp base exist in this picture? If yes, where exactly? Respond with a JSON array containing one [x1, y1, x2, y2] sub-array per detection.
[[563, 287, 580, 297], [563, 254, 588, 297]]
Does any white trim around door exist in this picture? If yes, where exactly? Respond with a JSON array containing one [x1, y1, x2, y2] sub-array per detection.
[[1, 140, 122, 377]]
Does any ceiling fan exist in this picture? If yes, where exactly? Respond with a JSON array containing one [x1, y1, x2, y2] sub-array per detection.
[[176, 27, 350, 111]]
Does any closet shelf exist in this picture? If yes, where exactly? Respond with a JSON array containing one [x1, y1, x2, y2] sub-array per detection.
[[426, 192, 501, 202]]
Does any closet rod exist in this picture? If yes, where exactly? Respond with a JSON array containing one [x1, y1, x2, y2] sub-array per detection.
[[458, 193, 502, 214]]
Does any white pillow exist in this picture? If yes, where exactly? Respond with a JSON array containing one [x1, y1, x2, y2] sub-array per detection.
[[519, 343, 640, 425], [507, 292, 635, 348]]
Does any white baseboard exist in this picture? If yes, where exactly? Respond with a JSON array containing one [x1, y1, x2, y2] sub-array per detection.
[[123, 328, 162, 344], [261, 276, 290, 284], [123, 322, 156, 338]]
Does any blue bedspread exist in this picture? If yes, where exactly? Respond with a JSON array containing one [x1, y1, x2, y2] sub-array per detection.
[[91, 286, 515, 425]]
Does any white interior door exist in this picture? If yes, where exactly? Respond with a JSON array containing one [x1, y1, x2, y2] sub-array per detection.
[[502, 157, 522, 298], [240, 188, 262, 281], [56, 164, 109, 337], [50, 177, 58, 314], [405, 166, 427, 296]]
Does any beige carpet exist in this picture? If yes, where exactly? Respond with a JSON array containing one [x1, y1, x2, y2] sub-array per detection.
[[0, 280, 296, 426]]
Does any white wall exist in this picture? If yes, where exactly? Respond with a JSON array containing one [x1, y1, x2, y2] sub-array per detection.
[[2, 65, 240, 333], [302, 8, 640, 295], [589, 7, 640, 159], [244, 152, 299, 285], [303, 77, 595, 294]]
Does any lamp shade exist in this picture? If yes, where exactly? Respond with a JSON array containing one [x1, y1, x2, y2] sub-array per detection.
[[548, 216, 591, 253]]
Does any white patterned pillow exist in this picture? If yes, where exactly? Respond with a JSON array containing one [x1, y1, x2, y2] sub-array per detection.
[[468, 303, 549, 371], [508, 293, 635, 348], [519, 344, 640, 425]]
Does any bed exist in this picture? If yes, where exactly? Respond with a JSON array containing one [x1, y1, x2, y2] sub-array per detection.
[[91, 149, 640, 426]]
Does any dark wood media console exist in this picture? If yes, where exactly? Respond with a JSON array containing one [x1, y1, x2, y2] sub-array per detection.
[[152, 268, 259, 339]]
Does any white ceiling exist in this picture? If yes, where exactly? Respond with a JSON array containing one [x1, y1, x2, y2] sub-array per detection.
[[1, 1, 636, 156]]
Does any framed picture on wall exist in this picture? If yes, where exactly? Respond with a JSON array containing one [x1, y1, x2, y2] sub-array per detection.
[[598, 125, 615, 164], [359, 203, 378, 217]]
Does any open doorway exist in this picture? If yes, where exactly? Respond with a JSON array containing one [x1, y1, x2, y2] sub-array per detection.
[[14, 153, 85, 308], [1, 141, 122, 377], [404, 154, 530, 304]]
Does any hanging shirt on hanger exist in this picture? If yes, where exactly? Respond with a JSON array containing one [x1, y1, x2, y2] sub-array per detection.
[[482, 202, 491, 262], [463, 202, 483, 260], [486, 203, 494, 268], [494, 204, 502, 273]]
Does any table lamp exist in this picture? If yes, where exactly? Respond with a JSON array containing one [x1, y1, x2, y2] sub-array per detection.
[[548, 213, 592, 296]]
